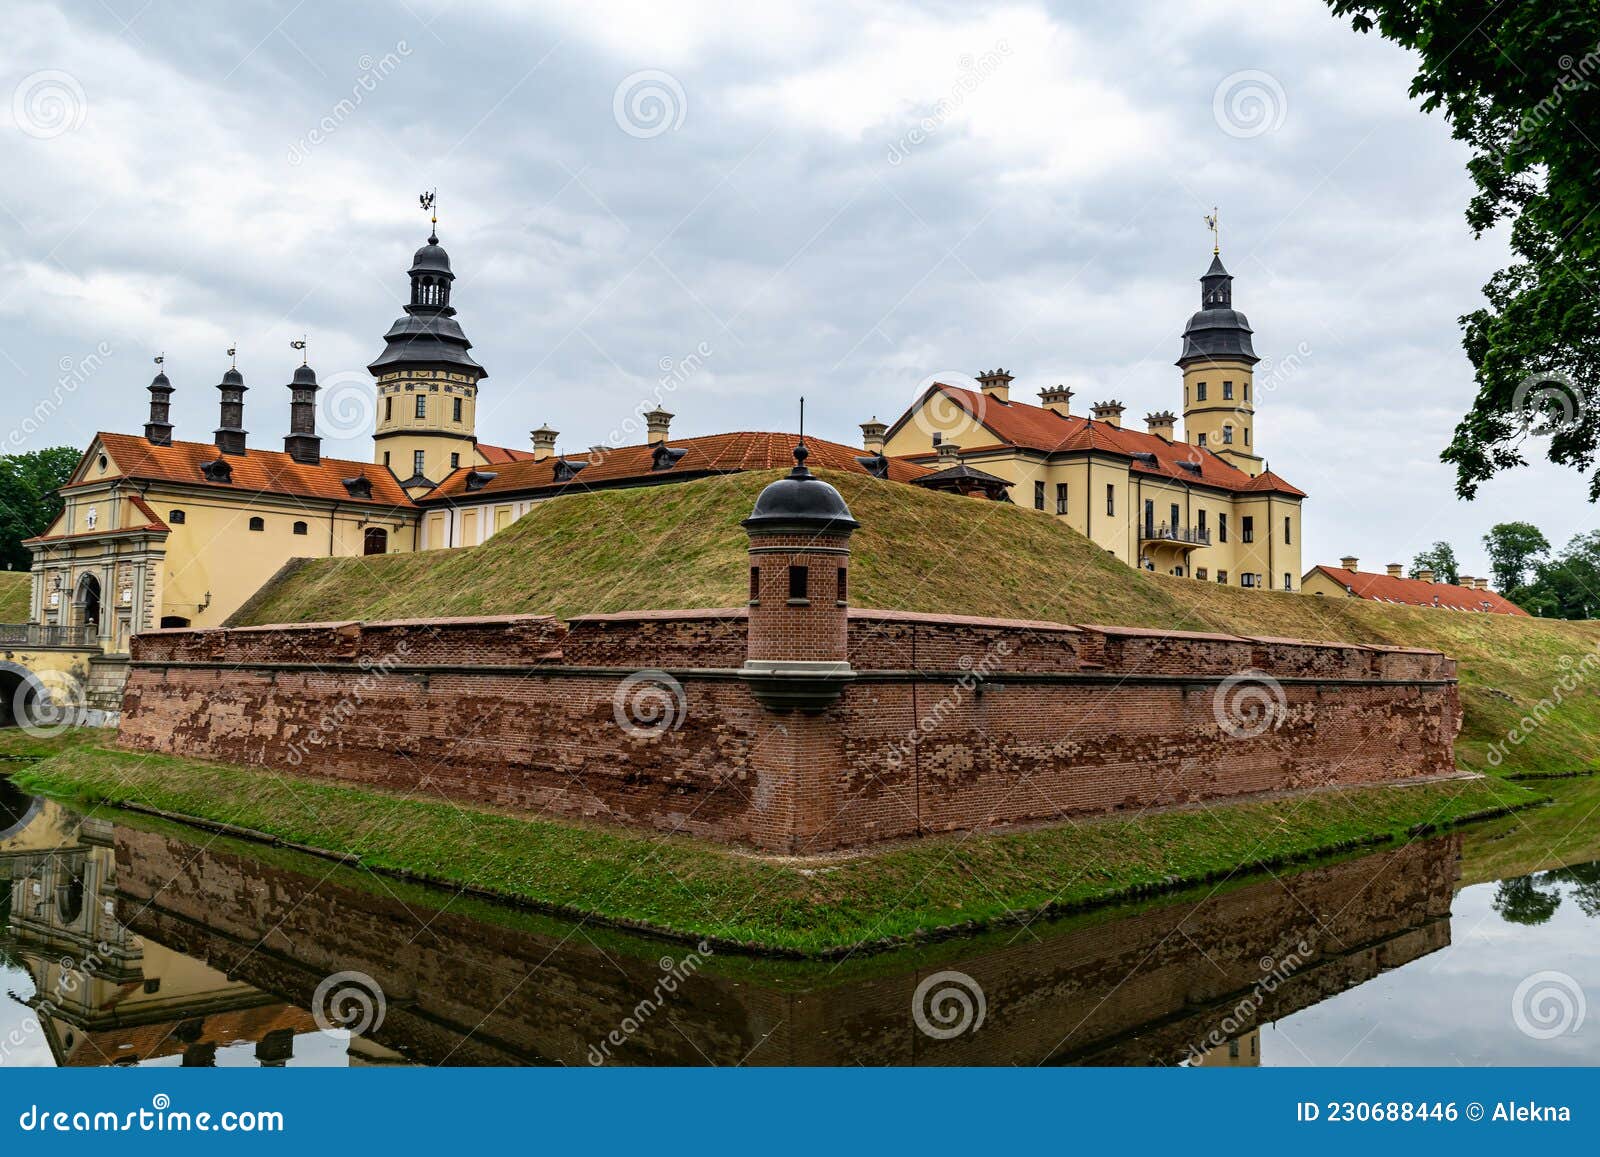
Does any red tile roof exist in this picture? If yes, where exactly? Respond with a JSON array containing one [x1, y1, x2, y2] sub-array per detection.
[[476, 441, 537, 464], [74, 433, 413, 508], [421, 431, 930, 502], [1307, 565, 1529, 615], [891, 384, 1305, 497]]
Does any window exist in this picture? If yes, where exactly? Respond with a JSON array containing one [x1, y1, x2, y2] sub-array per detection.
[[749, 566, 760, 602], [1172, 566, 1184, 577], [1143, 498, 1154, 535], [1284, 572, 1293, 591], [837, 567, 848, 603], [1284, 516, 1292, 544], [384, 396, 393, 422], [1244, 427, 1250, 445], [1055, 483, 1068, 515], [1196, 509, 1207, 538], [452, 397, 463, 423], [1217, 570, 1228, 584], [787, 564, 808, 601], [1169, 503, 1180, 533], [1241, 515, 1254, 544], [414, 395, 427, 419], [450, 452, 461, 470], [1218, 513, 1228, 543], [1244, 382, 1251, 402], [1105, 484, 1115, 516], [413, 449, 426, 478], [383, 451, 391, 467], [1196, 568, 1208, 581], [292, 520, 308, 535], [1197, 432, 1207, 447], [932, 431, 943, 446], [1222, 425, 1234, 445], [168, 509, 186, 524], [159, 615, 190, 628], [363, 527, 388, 556], [1223, 381, 1233, 400], [248, 516, 265, 532], [1034, 481, 1045, 511], [1241, 572, 1256, 588], [1196, 382, 1207, 401]]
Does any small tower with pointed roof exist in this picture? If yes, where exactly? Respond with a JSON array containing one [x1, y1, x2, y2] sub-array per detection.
[[144, 367, 174, 446], [284, 362, 322, 465], [1178, 249, 1263, 476], [214, 365, 248, 456], [370, 204, 486, 492], [739, 440, 859, 711]]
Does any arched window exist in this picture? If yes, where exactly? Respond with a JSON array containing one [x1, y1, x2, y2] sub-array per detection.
[[160, 615, 191, 629], [363, 527, 388, 556], [168, 509, 186, 524], [248, 516, 265, 532], [293, 520, 308, 535]]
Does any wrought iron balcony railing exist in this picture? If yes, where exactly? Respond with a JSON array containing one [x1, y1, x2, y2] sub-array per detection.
[[1139, 523, 1211, 547]]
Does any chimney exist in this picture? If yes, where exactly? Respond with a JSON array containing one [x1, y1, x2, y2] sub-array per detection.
[[644, 406, 673, 444], [1145, 410, 1176, 440], [860, 416, 887, 454], [1386, 563, 1403, 578], [1341, 555, 1360, 572], [1417, 568, 1435, 584], [1090, 400, 1125, 427], [975, 368, 1014, 403], [530, 424, 559, 461], [214, 367, 248, 455], [282, 363, 322, 465], [935, 442, 962, 466], [1477, 577, 1490, 591], [1038, 384, 1073, 417], [145, 368, 174, 446], [1457, 574, 1473, 590]]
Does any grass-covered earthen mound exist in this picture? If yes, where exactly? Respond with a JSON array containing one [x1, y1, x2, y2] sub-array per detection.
[[229, 469, 1600, 777], [0, 571, 29, 621]]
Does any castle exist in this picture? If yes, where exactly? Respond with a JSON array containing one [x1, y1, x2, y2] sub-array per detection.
[[20, 216, 1306, 658]]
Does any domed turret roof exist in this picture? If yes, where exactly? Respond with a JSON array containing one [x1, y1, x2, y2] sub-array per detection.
[[291, 363, 318, 386], [1177, 253, 1258, 366], [148, 370, 171, 391], [742, 443, 860, 534], [220, 367, 246, 388], [409, 231, 454, 278]]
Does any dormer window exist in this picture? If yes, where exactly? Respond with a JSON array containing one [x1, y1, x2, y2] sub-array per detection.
[[553, 457, 588, 483], [650, 443, 687, 472], [199, 458, 233, 483], [464, 470, 497, 493], [854, 452, 890, 479], [342, 476, 373, 499]]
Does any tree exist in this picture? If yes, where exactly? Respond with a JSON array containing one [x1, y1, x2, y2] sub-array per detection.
[[1515, 530, 1600, 618], [1492, 874, 1562, 927], [1409, 541, 1459, 584], [1323, 3, 1600, 498], [1482, 521, 1551, 593], [0, 447, 80, 572]]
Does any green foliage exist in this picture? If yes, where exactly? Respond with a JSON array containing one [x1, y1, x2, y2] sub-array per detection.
[[1325, 2, 1600, 498], [1409, 540, 1459, 584], [1513, 529, 1600, 618], [8, 733, 1537, 954], [0, 446, 80, 571], [1483, 521, 1551, 593]]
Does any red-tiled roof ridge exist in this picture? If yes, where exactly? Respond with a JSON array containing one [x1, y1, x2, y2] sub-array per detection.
[[476, 441, 538, 464], [82, 433, 412, 507], [1308, 564, 1528, 616]]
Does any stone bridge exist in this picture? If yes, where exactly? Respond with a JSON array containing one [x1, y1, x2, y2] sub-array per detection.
[[0, 624, 123, 729]]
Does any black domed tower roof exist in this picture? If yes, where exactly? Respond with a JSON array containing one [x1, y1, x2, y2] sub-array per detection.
[[1177, 253, 1258, 367], [368, 225, 485, 379], [742, 442, 860, 534]]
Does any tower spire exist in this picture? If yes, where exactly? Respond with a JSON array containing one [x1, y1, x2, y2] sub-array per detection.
[[1205, 206, 1220, 255]]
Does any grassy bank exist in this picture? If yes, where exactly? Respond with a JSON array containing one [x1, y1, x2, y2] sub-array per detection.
[[0, 572, 28, 621], [230, 469, 1600, 778], [3, 729, 1542, 956]]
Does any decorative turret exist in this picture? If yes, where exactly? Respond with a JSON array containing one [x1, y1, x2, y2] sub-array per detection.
[[644, 407, 673, 444], [144, 364, 173, 446], [214, 363, 248, 456], [740, 440, 859, 712], [530, 424, 559, 461], [859, 416, 887, 454], [283, 362, 322, 465], [370, 198, 487, 490]]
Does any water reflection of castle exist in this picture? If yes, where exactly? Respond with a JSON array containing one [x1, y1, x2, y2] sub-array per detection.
[[0, 784, 401, 1068]]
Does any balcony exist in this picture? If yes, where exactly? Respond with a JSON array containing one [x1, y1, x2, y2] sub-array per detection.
[[1138, 523, 1211, 551], [0, 623, 102, 649]]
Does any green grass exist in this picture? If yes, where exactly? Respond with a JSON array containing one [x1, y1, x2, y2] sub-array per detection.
[[5, 729, 1541, 955], [0, 571, 29, 621], [1457, 770, 1600, 887], [231, 469, 1600, 779]]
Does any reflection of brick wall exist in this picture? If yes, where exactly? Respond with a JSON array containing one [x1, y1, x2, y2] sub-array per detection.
[[120, 610, 1461, 853], [112, 824, 1459, 1067]]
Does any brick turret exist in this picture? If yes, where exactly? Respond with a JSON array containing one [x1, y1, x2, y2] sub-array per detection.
[[740, 441, 858, 711]]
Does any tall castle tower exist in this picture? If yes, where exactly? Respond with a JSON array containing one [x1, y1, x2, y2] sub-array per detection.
[[369, 217, 485, 492], [1178, 251, 1261, 476]]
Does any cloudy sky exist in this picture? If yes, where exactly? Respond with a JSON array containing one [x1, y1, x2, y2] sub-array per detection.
[[0, 0, 1585, 577]]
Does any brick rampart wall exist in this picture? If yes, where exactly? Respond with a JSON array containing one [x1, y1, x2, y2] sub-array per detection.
[[119, 610, 1462, 853]]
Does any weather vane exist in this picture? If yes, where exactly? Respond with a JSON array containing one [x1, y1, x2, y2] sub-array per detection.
[[153, 353, 164, 367], [420, 189, 437, 239], [290, 337, 308, 365], [1205, 206, 1220, 255], [226, 344, 237, 369]]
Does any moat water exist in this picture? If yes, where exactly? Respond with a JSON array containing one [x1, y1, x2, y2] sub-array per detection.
[[2, 772, 1596, 1067]]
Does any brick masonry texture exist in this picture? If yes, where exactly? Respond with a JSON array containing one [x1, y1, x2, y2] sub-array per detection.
[[119, 608, 1462, 853]]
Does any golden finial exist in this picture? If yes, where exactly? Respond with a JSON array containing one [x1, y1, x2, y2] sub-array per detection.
[[1204, 207, 1220, 255]]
